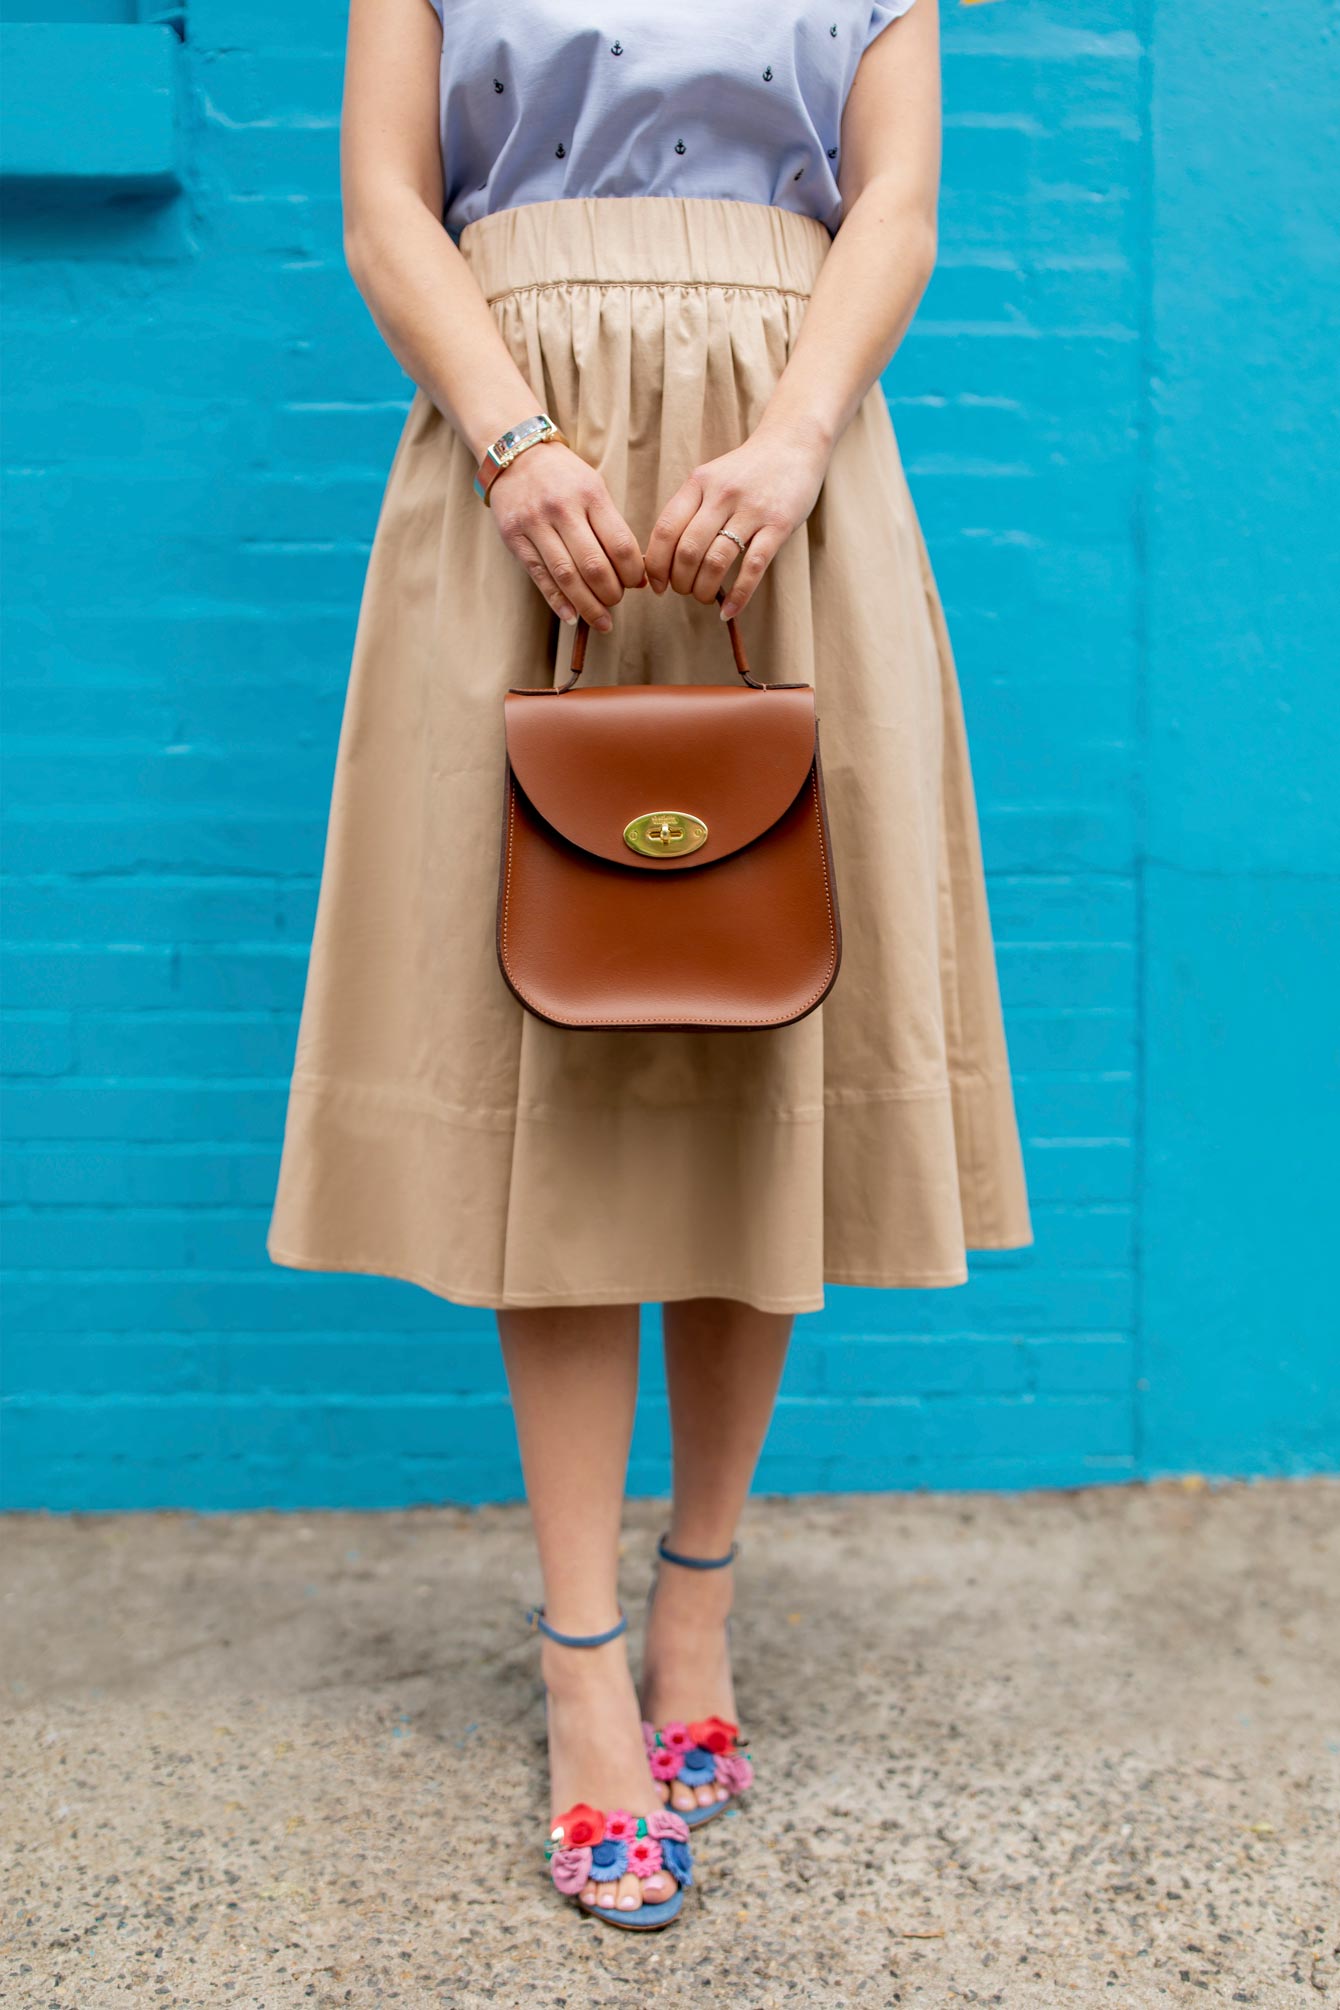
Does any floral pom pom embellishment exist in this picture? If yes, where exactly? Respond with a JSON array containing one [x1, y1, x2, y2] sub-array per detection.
[[589, 1836, 629, 1880], [547, 1802, 694, 1900], [640, 1715, 755, 1803]]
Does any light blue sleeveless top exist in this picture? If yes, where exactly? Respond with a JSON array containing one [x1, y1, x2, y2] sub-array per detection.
[[424, 1, 917, 242]]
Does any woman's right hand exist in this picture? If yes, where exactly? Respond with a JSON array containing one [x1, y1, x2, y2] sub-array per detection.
[[486, 443, 646, 632]]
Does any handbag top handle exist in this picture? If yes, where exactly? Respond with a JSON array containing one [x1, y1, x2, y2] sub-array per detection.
[[559, 585, 768, 692]]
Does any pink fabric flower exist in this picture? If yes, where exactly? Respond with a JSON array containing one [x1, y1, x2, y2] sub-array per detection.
[[550, 1845, 593, 1895], [649, 1748, 682, 1781], [714, 1751, 754, 1796], [647, 1809, 691, 1843], [626, 1836, 663, 1878], [659, 1720, 693, 1754], [641, 1720, 659, 1757], [603, 1809, 637, 1842]]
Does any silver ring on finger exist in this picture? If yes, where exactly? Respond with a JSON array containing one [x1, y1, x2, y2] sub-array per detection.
[[712, 526, 749, 557]]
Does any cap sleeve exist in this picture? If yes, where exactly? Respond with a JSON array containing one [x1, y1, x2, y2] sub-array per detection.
[[865, 0, 917, 50]]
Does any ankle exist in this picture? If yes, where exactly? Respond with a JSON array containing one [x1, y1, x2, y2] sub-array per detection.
[[540, 1633, 632, 1695], [650, 1551, 735, 1616]]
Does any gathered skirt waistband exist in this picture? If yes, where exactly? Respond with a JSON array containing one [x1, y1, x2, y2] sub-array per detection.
[[456, 194, 833, 303]]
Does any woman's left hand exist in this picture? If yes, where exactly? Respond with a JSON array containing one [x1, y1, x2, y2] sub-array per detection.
[[643, 417, 832, 619]]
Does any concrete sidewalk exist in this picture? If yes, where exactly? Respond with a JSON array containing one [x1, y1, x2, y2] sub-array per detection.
[[2, 1483, 1336, 2009]]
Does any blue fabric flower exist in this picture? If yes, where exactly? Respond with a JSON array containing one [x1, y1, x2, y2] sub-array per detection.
[[660, 1836, 693, 1887], [589, 1837, 629, 1880], [678, 1746, 717, 1786]]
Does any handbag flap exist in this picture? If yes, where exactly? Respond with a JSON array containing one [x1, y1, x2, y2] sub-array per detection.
[[503, 684, 818, 871]]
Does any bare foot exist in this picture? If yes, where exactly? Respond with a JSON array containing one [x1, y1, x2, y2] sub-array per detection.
[[543, 1634, 679, 1909], [638, 1556, 738, 1814]]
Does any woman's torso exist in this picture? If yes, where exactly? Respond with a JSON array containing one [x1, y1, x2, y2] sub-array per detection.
[[428, 0, 914, 241]]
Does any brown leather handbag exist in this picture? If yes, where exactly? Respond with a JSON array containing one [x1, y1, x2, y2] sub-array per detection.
[[496, 587, 841, 1030]]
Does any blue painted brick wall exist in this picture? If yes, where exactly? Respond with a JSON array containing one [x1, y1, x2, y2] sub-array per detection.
[[3, 1, 1336, 1509]]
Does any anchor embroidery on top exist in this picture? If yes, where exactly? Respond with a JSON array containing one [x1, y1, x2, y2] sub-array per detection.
[[610, 40, 623, 54]]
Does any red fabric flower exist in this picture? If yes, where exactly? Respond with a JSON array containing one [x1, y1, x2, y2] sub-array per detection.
[[687, 1715, 739, 1754], [552, 1803, 604, 1849]]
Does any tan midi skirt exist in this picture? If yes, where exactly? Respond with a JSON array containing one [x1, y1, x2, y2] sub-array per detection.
[[266, 195, 1032, 1314]]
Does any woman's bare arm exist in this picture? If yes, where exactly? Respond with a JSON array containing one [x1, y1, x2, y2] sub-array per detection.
[[340, 0, 645, 629], [644, 0, 942, 616]]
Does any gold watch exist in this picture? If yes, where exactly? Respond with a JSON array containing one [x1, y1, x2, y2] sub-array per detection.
[[472, 413, 569, 505]]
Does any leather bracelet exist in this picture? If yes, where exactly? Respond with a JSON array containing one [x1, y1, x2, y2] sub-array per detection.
[[473, 412, 569, 505]]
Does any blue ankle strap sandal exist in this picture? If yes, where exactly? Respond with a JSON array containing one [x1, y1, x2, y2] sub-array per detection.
[[641, 1534, 754, 1831], [528, 1604, 693, 1931]]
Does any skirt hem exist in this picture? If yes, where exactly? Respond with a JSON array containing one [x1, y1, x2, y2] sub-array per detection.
[[264, 1238, 1035, 1315]]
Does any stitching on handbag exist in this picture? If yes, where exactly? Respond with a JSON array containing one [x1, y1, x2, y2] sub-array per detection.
[[808, 766, 838, 1002], [499, 770, 839, 1028]]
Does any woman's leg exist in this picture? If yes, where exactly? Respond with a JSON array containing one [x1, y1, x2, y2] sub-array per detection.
[[639, 1298, 793, 1812], [497, 1304, 675, 1909]]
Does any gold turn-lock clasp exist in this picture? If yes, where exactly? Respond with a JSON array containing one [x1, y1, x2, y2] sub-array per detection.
[[623, 810, 709, 858]]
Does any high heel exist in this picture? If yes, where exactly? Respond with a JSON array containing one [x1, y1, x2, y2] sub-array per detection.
[[640, 1534, 755, 1831], [528, 1604, 694, 1931]]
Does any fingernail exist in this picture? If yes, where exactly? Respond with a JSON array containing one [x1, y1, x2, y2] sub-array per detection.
[[561, 606, 577, 622], [596, 614, 612, 632], [720, 601, 738, 620]]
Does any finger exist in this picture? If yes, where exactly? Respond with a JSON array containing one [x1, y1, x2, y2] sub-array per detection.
[[668, 496, 736, 598], [509, 532, 577, 624], [586, 493, 648, 591], [530, 520, 614, 630], [689, 522, 751, 605], [644, 477, 703, 593], [720, 525, 784, 619], [553, 506, 627, 612]]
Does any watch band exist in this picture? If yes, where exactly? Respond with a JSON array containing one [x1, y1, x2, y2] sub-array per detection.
[[473, 412, 569, 505]]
